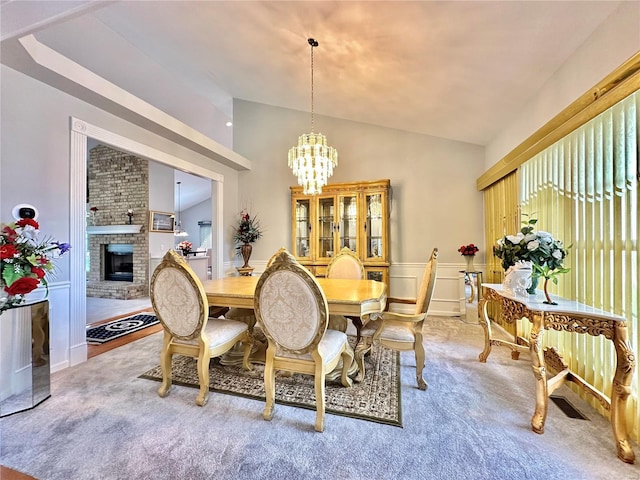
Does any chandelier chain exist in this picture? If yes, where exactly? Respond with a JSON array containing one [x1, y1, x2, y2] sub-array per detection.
[[288, 37, 337, 196], [310, 40, 315, 132]]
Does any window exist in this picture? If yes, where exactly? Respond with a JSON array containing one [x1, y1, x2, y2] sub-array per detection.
[[198, 221, 212, 250], [520, 90, 638, 438]]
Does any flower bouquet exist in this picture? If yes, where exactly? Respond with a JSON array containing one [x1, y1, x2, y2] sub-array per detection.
[[232, 211, 262, 247], [458, 244, 479, 256], [177, 240, 192, 255], [232, 211, 263, 268], [458, 243, 480, 272], [1, 218, 71, 311], [493, 215, 570, 297]]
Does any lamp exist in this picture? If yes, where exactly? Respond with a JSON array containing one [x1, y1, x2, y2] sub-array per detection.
[[174, 181, 189, 237], [288, 38, 338, 196]]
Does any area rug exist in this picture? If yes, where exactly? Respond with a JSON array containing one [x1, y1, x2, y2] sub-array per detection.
[[86, 314, 159, 344], [140, 340, 402, 427]]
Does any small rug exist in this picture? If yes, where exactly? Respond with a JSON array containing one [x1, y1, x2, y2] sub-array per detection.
[[140, 339, 402, 427], [86, 314, 159, 344]]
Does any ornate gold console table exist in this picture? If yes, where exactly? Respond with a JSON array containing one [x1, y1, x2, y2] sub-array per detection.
[[478, 283, 636, 464]]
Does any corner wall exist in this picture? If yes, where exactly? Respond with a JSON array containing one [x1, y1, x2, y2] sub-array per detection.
[[485, 1, 640, 169]]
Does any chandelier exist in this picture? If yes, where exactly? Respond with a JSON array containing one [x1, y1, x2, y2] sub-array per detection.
[[288, 38, 338, 196], [174, 181, 189, 237]]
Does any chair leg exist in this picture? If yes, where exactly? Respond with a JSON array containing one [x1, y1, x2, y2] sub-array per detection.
[[340, 345, 354, 388], [157, 334, 173, 398], [414, 338, 427, 390], [242, 333, 254, 371], [354, 337, 372, 383], [263, 346, 276, 421], [195, 348, 211, 406], [314, 363, 326, 432]]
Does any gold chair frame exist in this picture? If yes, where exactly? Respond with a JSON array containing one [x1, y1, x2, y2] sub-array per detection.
[[150, 250, 252, 406], [359, 247, 438, 390], [254, 249, 354, 432]]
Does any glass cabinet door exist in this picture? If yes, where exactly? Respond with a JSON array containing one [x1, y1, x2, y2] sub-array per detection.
[[317, 196, 336, 259], [293, 198, 311, 259], [364, 192, 384, 260], [338, 194, 358, 252]]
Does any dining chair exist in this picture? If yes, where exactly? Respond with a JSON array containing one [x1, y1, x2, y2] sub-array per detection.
[[358, 247, 438, 390], [325, 246, 365, 332], [225, 247, 288, 329], [254, 249, 354, 432], [150, 249, 252, 406]]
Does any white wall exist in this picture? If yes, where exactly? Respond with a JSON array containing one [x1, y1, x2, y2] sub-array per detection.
[[148, 161, 175, 259], [180, 197, 213, 250], [485, 1, 640, 169], [0, 64, 240, 369], [232, 100, 486, 314], [233, 100, 487, 267]]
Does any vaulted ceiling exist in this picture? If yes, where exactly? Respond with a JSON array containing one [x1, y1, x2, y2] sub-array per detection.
[[1, 0, 623, 148]]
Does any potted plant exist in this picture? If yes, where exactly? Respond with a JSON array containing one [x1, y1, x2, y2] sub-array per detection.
[[493, 215, 570, 295], [0, 218, 71, 312], [232, 211, 263, 268], [457, 243, 479, 272]]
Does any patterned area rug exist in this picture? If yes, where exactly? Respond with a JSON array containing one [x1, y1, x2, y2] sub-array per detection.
[[86, 314, 159, 344], [140, 339, 402, 426]]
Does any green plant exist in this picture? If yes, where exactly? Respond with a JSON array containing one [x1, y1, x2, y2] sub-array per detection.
[[532, 263, 571, 305], [493, 215, 570, 272], [232, 211, 263, 250]]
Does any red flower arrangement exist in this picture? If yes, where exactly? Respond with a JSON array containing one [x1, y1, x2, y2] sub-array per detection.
[[1, 218, 71, 311], [458, 243, 479, 256]]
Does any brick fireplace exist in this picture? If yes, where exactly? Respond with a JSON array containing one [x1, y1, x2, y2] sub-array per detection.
[[86, 145, 150, 299]]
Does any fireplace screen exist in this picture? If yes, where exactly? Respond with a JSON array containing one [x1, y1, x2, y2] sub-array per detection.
[[104, 244, 134, 282]]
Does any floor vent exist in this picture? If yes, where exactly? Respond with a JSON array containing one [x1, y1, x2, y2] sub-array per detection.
[[550, 395, 589, 420]]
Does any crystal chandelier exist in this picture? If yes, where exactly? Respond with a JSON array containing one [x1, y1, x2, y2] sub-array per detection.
[[288, 38, 338, 196]]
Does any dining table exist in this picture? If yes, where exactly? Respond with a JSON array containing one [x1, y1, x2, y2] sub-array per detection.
[[202, 275, 388, 381]]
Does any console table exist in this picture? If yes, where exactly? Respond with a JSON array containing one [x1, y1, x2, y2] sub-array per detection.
[[478, 283, 636, 464]]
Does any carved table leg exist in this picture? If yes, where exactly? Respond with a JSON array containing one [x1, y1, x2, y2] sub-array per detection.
[[529, 312, 547, 434], [478, 297, 492, 362], [611, 322, 636, 464]]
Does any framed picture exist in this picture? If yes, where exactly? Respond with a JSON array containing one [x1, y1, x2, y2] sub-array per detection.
[[149, 210, 175, 233]]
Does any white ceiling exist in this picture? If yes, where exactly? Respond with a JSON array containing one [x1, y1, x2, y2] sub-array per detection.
[[0, 0, 625, 206]]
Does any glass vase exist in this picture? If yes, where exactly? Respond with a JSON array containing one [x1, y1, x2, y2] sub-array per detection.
[[464, 255, 476, 272]]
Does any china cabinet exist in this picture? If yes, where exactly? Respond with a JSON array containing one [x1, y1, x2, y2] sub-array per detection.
[[291, 179, 390, 288]]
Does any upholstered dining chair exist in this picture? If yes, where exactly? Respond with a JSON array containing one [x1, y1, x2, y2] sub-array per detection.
[[150, 249, 252, 406], [254, 249, 354, 432], [358, 247, 438, 390], [224, 247, 288, 328], [325, 246, 365, 332]]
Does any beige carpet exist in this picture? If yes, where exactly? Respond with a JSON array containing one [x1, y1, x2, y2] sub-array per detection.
[[140, 340, 402, 426]]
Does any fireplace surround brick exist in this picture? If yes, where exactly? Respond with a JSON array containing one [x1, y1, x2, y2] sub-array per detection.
[[87, 145, 150, 299]]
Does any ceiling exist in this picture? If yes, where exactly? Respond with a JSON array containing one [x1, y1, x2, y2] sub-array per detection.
[[0, 0, 624, 206]]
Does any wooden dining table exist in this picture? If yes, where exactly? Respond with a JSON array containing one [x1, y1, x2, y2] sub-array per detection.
[[203, 275, 387, 321], [202, 275, 388, 380]]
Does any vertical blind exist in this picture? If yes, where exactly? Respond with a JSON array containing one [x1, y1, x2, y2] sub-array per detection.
[[519, 90, 639, 441], [483, 171, 520, 334]]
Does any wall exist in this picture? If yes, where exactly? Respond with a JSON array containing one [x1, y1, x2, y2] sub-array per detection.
[[180, 197, 213, 251], [0, 64, 239, 370], [234, 100, 486, 265], [485, 1, 640, 169], [148, 161, 175, 260], [233, 100, 486, 313]]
